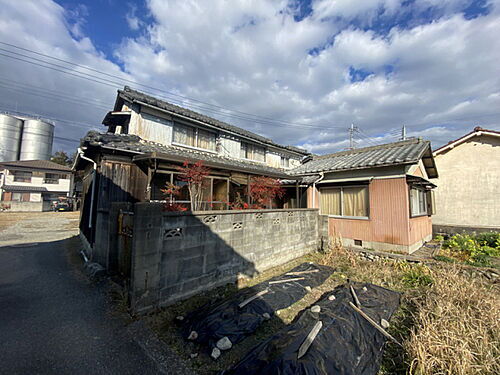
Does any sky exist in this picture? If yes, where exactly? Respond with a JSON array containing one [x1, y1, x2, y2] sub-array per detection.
[[0, 0, 499, 155]]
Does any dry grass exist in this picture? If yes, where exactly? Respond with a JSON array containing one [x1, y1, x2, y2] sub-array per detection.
[[145, 237, 500, 375], [407, 267, 500, 375]]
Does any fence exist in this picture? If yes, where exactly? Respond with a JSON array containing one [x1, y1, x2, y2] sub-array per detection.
[[97, 202, 327, 313]]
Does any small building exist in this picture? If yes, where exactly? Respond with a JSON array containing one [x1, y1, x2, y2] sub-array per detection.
[[431, 127, 500, 233], [0, 160, 72, 211], [292, 139, 438, 254]]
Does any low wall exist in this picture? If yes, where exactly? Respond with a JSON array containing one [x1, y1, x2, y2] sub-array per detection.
[[0, 201, 44, 212], [129, 203, 325, 313], [433, 224, 500, 236]]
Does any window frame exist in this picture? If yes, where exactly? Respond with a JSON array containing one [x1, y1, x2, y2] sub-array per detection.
[[172, 123, 217, 153], [240, 142, 266, 163], [319, 184, 370, 220], [12, 170, 32, 183], [44, 173, 61, 184], [150, 171, 230, 210], [409, 186, 429, 217]]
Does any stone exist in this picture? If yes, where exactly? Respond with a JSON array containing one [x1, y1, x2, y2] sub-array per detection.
[[216, 336, 232, 351], [211, 347, 221, 360], [381, 319, 390, 329], [176, 315, 184, 321], [190, 353, 198, 359], [262, 313, 271, 320], [328, 295, 336, 301], [310, 305, 321, 313], [188, 331, 198, 340], [305, 286, 312, 292], [362, 287, 368, 292]]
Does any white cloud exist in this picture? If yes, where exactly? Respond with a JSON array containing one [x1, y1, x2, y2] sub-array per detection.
[[0, 0, 499, 155]]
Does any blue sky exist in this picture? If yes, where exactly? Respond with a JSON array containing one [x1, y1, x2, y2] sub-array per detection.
[[0, 0, 499, 154]]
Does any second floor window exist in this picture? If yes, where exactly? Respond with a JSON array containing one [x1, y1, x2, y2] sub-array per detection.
[[44, 173, 61, 184], [13, 171, 32, 182], [240, 142, 266, 162], [173, 124, 216, 151], [280, 156, 289, 168]]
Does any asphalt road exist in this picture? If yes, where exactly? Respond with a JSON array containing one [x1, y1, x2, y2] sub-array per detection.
[[0, 237, 162, 375]]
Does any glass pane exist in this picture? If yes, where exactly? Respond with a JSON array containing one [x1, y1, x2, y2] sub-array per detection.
[[212, 179, 228, 202], [254, 146, 266, 162], [197, 129, 216, 151], [410, 188, 419, 216], [173, 124, 195, 146], [240, 143, 248, 159], [419, 189, 427, 214], [201, 178, 211, 202], [320, 188, 341, 215], [343, 186, 368, 217], [151, 174, 171, 200], [173, 174, 189, 201]]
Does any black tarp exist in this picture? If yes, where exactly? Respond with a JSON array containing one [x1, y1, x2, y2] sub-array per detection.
[[223, 282, 401, 375], [182, 263, 334, 349]]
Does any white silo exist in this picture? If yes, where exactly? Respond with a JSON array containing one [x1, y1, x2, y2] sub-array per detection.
[[0, 114, 23, 162], [19, 119, 54, 160]]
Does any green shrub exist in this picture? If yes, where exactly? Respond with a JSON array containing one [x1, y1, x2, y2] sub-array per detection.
[[442, 232, 500, 265], [475, 232, 500, 249], [401, 264, 434, 288]]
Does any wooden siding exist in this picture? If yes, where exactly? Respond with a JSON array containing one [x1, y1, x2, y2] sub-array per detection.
[[326, 178, 411, 245], [409, 215, 432, 244], [97, 160, 148, 211]]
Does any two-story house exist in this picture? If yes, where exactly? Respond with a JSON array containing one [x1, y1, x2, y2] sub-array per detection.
[[74, 87, 309, 246], [0, 160, 72, 211]]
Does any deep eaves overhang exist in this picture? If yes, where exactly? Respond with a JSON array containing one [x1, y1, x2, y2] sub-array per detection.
[[133, 152, 291, 179]]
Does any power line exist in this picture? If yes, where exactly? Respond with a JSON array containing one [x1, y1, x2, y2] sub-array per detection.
[[0, 42, 347, 131]]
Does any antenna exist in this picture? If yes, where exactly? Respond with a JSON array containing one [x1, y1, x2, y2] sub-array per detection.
[[401, 125, 406, 141]]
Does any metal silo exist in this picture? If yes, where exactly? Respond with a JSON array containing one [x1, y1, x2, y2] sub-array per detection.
[[0, 114, 23, 162], [19, 119, 54, 160]]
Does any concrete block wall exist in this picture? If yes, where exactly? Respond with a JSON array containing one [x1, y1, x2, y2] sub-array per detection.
[[129, 203, 324, 313]]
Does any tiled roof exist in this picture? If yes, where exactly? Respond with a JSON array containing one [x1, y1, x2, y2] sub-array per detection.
[[0, 159, 72, 172], [82, 131, 293, 178], [433, 126, 500, 155], [2, 185, 48, 192], [290, 138, 432, 175], [116, 86, 309, 155]]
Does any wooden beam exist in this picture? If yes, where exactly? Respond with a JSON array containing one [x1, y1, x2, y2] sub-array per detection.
[[297, 321, 323, 359]]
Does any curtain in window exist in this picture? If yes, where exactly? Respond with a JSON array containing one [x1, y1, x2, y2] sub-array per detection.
[[240, 143, 248, 159], [343, 186, 368, 217], [197, 129, 215, 151], [253, 146, 266, 162], [320, 188, 341, 215], [173, 124, 195, 147]]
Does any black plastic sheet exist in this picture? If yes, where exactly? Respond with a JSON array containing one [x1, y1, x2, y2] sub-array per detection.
[[223, 282, 400, 375], [182, 263, 334, 349]]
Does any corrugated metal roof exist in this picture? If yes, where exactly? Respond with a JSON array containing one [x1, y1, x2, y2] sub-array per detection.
[[116, 86, 309, 155], [0, 159, 72, 172], [290, 139, 432, 175], [82, 131, 292, 178]]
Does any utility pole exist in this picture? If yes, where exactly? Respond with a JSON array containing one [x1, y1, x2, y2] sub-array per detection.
[[401, 125, 406, 141], [349, 123, 358, 149]]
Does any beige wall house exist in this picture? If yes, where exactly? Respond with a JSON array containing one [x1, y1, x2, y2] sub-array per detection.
[[432, 127, 500, 232]]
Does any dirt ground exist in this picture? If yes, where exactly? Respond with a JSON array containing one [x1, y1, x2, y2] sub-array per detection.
[[0, 211, 80, 246]]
